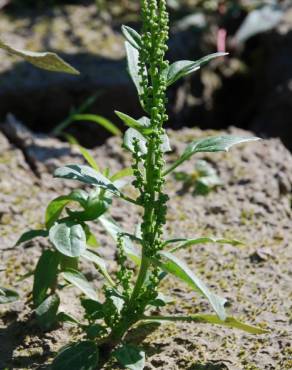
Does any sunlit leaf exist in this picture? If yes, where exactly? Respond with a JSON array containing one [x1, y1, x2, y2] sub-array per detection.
[[114, 344, 145, 370], [164, 237, 243, 253], [49, 221, 86, 258], [0, 38, 79, 75], [62, 268, 98, 301], [154, 251, 226, 320], [164, 135, 260, 175], [115, 111, 152, 135], [125, 41, 144, 96], [54, 164, 121, 197], [52, 341, 99, 370], [164, 52, 228, 86], [143, 314, 269, 334], [124, 127, 171, 155], [122, 25, 141, 50]]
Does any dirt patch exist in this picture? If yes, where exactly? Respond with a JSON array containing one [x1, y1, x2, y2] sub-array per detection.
[[0, 125, 291, 369]]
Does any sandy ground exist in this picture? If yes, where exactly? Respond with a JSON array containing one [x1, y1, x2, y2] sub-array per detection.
[[0, 125, 291, 369]]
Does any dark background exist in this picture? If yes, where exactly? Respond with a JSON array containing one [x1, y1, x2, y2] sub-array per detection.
[[0, 0, 291, 150]]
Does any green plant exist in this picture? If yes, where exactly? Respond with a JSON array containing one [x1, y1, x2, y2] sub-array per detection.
[[16, 161, 132, 330], [174, 159, 223, 195], [50, 2, 266, 368], [3, 2, 268, 367]]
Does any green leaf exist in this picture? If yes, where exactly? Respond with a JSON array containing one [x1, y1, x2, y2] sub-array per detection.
[[57, 312, 81, 325], [15, 229, 48, 246], [52, 341, 99, 370], [35, 294, 60, 330], [164, 135, 260, 176], [122, 25, 141, 50], [115, 111, 152, 135], [85, 323, 106, 339], [45, 189, 88, 229], [125, 41, 144, 97], [148, 292, 174, 307], [164, 52, 228, 86], [83, 225, 99, 248], [165, 237, 243, 253], [0, 38, 79, 75], [114, 344, 145, 370], [124, 127, 171, 155], [155, 251, 226, 320], [72, 114, 122, 136], [82, 250, 115, 287], [81, 298, 105, 321], [54, 164, 121, 197], [110, 294, 124, 314], [67, 195, 109, 222], [65, 136, 100, 172], [49, 221, 86, 258], [33, 250, 60, 307], [62, 268, 98, 301], [111, 167, 133, 182], [78, 146, 100, 172], [143, 314, 269, 334], [99, 215, 141, 265], [0, 287, 19, 304]]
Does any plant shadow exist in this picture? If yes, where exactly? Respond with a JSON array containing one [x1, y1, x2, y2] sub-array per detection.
[[188, 362, 230, 370], [0, 312, 53, 369]]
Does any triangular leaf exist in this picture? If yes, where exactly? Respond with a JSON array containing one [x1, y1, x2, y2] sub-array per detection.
[[52, 341, 99, 370], [154, 251, 226, 320], [49, 221, 86, 258], [62, 268, 98, 301], [0, 38, 79, 75]]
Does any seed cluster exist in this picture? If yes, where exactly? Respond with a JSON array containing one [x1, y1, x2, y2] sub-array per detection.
[[135, 0, 170, 257]]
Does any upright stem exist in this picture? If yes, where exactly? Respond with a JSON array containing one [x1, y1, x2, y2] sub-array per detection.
[[108, 0, 169, 346]]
